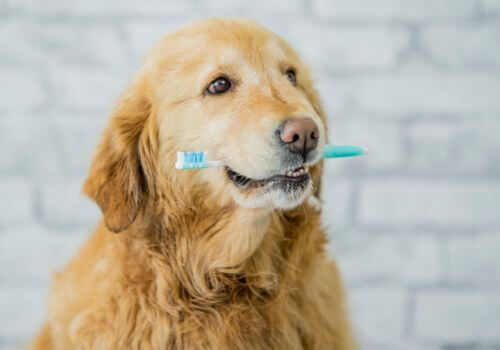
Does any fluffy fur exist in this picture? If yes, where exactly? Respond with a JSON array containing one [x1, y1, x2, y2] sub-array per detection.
[[29, 18, 357, 349]]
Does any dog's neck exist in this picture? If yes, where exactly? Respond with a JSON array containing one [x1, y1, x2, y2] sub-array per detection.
[[122, 192, 323, 306]]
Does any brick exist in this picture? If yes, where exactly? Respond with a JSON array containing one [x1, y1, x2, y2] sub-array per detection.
[[204, 0, 304, 13], [52, 117, 106, 174], [321, 174, 353, 227], [333, 233, 440, 285], [2, 1, 500, 347], [349, 287, 407, 345], [0, 180, 33, 226], [40, 180, 100, 228], [482, 0, 500, 14], [315, 70, 500, 118], [124, 21, 188, 61], [314, 76, 359, 117], [0, 286, 47, 341], [16, 0, 193, 16], [414, 290, 500, 342], [0, 226, 52, 285], [0, 68, 44, 108], [445, 347, 500, 350], [40, 23, 128, 70], [359, 180, 500, 227], [0, 116, 63, 178], [312, 0, 477, 21], [448, 233, 500, 285], [49, 65, 125, 109], [0, 225, 88, 286], [422, 23, 500, 68], [329, 118, 404, 172], [409, 118, 500, 176], [285, 24, 409, 71], [127, 21, 409, 72], [0, 342, 25, 350], [355, 71, 500, 115], [0, 19, 44, 66], [364, 340, 440, 350], [48, 230, 89, 269]]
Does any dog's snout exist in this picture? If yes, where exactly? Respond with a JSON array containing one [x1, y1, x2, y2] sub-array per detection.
[[277, 117, 319, 158]]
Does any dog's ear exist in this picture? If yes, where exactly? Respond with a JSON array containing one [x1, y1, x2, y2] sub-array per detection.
[[83, 76, 157, 233]]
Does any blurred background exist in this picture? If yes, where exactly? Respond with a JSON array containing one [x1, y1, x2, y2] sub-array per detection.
[[1, 0, 500, 349]]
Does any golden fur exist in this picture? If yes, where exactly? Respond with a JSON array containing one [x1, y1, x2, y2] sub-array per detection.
[[29, 18, 357, 349]]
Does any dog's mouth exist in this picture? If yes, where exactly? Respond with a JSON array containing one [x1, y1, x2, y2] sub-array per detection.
[[225, 166, 311, 192]]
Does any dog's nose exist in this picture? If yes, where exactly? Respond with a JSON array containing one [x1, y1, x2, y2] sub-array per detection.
[[278, 117, 319, 157]]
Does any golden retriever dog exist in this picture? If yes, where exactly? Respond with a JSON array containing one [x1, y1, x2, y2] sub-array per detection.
[[29, 18, 357, 349]]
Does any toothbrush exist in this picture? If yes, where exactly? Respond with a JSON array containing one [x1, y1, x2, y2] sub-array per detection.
[[175, 144, 369, 170]]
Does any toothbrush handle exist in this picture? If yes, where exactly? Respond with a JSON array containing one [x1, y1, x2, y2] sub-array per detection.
[[205, 160, 224, 168], [323, 144, 368, 158], [175, 160, 223, 170]]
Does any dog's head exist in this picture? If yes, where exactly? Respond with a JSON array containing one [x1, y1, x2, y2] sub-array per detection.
[[84, 18, 327, 233]]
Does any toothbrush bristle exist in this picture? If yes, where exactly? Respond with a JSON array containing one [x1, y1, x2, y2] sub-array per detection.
[[180, 151, 207, 165], [175, 150, 222, 170]]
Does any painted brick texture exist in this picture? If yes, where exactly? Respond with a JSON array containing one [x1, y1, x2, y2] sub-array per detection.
[[1, 0, 499, 348]]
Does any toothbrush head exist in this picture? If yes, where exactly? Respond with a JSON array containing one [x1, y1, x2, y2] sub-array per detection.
[[175, 151, 223, 170], [175, 151, 208, 169]]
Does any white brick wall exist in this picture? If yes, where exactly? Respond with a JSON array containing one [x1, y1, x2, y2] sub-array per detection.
[[482, 0, 500, 14], [359, 180, 500, 227], [332, 232, 441, 286], [17, 0, 194, 16], [284, 24, 411, 71], [40, 23, 128, 69], [0, 68, 45, 109], [1, 0, 499, 349], [204, 0, 305, 13], [0, 19, 44, 66], [447, 233, 500, 286], [51, 116, 106, 174], [329, 117, 405, 172], [49, 65, 126, 109], [0, 180, 33, 226], [40, 181, 100, 228], [0, 116, 64, 179], [0, 287, 47, 342], [421, 23, 500, 68], [352, 70, 500, 115], [312, 0, 478, 21], [409, 117, 500, 176], [414, 291, 500, 342], [349, 287, 408, 348]]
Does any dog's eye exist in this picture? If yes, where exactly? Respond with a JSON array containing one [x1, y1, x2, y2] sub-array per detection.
[[285, 69, 296, 85], [207, 77, 231, 95]]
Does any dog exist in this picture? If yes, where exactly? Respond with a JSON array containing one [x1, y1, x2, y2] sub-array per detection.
[[29, 18, 357, 349]]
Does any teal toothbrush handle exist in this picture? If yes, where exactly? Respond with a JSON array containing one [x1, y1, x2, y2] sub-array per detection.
[[322, 144, 369, 158]]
